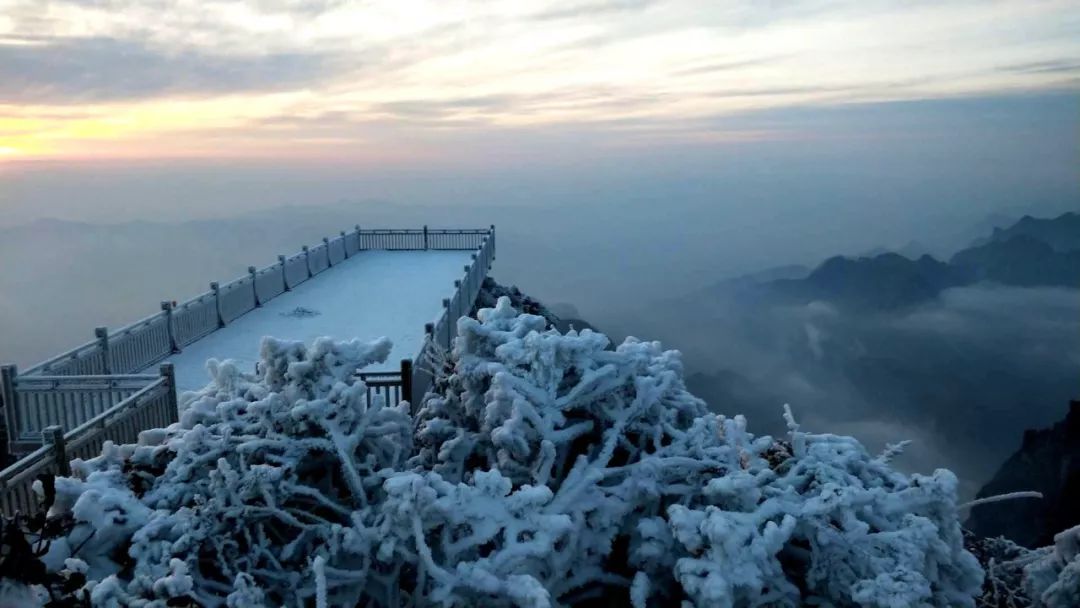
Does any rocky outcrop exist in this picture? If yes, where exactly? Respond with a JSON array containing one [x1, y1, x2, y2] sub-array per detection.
[[966, 400, 1080, 548]]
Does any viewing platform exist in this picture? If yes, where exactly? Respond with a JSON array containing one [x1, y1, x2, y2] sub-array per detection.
[[166, 249, 473, 392], [0, 225, 495, 514]]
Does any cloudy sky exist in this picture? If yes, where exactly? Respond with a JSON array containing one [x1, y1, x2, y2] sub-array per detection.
[[1, 0, 1078, 162], [0, 2, 1077, 488]]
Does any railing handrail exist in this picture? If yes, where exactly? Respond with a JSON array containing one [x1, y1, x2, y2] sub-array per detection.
[[67, 378, 167, 440], [111, 310, 168, 338], [20, 339, 102, 376], [0, 226, 494, 510], [15, 374, 158, 384], [0, 442, 54, 488], [1, 378, 166, 490], [2, 225, 492, 469], [176, 290, 215, 309], [16, 225, 492, 378], [219, 275, 252, 291], [361, 228, 487, 232]]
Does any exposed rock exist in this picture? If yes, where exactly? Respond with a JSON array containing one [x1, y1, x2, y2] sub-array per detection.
[[966, 400, 1080, 548]]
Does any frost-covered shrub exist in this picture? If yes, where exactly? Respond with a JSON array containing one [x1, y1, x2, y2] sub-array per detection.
[[46, 336, 406, 607], [25, 297, 987, 607], [0, 505, 92, 607], [1023, 525, 1080, 607], [966, 532, 1033, 608], [412, 298, 983, 607]]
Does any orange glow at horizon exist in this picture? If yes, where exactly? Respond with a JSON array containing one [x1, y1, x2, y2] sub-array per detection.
[[0, 0, 1076, 163]]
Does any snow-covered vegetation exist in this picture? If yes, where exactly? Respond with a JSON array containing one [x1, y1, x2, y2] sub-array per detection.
[[2, 297, 1076, 606]]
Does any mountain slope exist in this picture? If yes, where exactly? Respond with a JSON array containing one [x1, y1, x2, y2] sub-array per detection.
[[768, 253, 970, 310], [951, 234, 1080, 287], [966, 400, 1080, 548], [972, 211, 1080, 252]]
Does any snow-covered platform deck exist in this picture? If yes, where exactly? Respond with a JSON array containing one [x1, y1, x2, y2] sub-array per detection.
[[166, 250, 473, 391], [2, 227, 494, 462]]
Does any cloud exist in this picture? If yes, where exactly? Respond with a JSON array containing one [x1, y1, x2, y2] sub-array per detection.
[[633, 280, 1080, 499], [1, 0, 1079, 159], [674, 56, 789, 77], [999, 59, 1080, 75], [371, 95, 520, 120], [530, 0, 658, 21], [0, 36, 340, 104]]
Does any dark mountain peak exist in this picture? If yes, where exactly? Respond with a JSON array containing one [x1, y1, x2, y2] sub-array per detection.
[[1063, 398, 1080, 435], [679, 210, 1078, 315], [810, 251, 941, 280], [951, 232, 1080, 287], [982, 210, 1080, 252], [784, 251, 966, 311], [968, 400, 1080, 548]]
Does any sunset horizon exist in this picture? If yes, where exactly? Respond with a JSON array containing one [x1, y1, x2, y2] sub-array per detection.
[[2, 0, 1078, 163]]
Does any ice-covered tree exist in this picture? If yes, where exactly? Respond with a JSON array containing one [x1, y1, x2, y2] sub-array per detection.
[[8, 297, 991, 607]]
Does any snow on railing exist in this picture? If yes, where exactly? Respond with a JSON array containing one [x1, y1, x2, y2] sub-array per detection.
[[1, 372, 159, 447], [358, 360, 413, 410], [8, 226, 492, 381], [0, 364, 178, 516], [173, 291, 218, 347], [412, 225, 496, 401], [0, 225, 494, 477]]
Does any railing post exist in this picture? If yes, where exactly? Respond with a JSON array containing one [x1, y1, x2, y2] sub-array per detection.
[[355, 225, 363, 251], [423, 323, 435, 361], [401, 359, 413, 405], [210, 282, 225, 328], [323, 238, 332, 266], [42, 425, 69, 477], [442, 298, 452, 350], [1, 365, 17, 462], [302, 246, 312, 277], [161, 301, 179, 353], [423, 225, 429, 250], [95, 327, 111, 374], [340, 231, 349, 259], [278, 255, 290, 291], [421, 323, 435, 396], [454, 280, 462, 319], [470, 254, 478, 297], [249, 266, 261, 307], [490, 224, 496, 261], [159, 363, 179, 421]]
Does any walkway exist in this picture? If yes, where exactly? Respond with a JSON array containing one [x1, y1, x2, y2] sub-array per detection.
[[166, 250, 471, 391]]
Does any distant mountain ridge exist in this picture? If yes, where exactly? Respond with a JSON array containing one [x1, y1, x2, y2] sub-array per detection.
[[770, 253, 970, 310], [709, 210, 1080, 311], [970, 211, 1080, 252], [950, 234, 1080, 287]]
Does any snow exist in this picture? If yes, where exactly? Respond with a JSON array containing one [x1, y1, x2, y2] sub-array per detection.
[[1025, 524, 1080, 606], [40, 297, 988, 607], [165, 250, 472, 391]]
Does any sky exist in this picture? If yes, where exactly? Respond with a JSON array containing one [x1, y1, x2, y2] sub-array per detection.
[[1, 0, 1078, 163], [0, 1, 1077, 491]]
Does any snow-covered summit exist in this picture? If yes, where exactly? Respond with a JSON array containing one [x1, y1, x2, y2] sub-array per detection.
[[3, 295, 1075, 607]]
